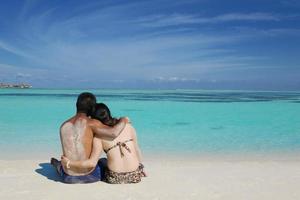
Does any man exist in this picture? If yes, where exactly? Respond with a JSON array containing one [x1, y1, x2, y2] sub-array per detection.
[[51, 92, 128, 183]]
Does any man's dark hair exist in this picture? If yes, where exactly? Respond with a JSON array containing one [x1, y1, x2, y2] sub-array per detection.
[[76, 92, 96, 115]]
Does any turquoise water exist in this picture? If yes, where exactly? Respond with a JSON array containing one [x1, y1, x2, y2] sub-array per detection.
[[0, 89, 300, 157]]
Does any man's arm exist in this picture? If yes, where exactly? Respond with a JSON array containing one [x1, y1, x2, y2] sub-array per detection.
[[90, 117, 128, 141]]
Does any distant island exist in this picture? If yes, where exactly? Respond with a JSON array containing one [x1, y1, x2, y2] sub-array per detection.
[[0, 83, 32, 89]]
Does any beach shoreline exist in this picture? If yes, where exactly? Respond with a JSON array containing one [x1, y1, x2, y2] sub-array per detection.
[[2, 149, 300, 161], [1, 154, 300, 200]]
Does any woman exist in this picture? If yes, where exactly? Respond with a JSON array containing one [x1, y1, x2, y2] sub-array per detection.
[[61, 103, 146, 184]]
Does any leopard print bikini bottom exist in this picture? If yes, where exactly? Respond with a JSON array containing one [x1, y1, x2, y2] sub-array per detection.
[[104, 164, 144, 184]]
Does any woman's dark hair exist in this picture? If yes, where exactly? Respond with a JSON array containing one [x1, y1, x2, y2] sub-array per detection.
[[92, 103, 118, 126]]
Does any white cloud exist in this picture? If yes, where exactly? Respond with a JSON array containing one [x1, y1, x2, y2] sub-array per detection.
[[152, 76, 200, 82], [280, 0, 300, 7], [0, 40, 32, 58], [214, 13, 279, 22], [16, 72, 31, 78], [232, 27, 300, 37], [136, 13, 280, 27]]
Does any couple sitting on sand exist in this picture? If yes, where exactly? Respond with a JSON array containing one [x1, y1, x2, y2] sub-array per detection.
[[51, 92, 146, 184]]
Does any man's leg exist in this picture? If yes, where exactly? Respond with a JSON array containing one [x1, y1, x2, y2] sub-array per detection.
[[98, 158, 107, 181]]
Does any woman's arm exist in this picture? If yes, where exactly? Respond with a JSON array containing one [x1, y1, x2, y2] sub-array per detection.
[[61, 137, 103, 171], [130, 125, 143, 163], [130, 125, 147, 177]]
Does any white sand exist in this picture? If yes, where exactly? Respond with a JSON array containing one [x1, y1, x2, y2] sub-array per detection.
[[1, 155, 300, 200]]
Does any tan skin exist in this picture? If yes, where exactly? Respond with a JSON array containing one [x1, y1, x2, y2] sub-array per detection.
[[59, 112, 128, 176], [61, 123, 147, 176]]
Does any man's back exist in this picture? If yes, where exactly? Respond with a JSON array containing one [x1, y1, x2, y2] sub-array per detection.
[[60, 114, 94, 176]]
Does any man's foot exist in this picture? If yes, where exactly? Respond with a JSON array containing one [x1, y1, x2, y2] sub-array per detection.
[[50, 157, 59, 166], [50, 157, 61, 175]]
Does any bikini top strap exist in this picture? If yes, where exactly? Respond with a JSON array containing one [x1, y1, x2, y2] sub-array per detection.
[[104, 139, 134, 156]]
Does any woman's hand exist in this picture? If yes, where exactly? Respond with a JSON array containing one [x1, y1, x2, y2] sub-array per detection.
[[61, 155, 70, 169]]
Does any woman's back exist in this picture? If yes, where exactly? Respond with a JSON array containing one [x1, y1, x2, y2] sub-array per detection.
[[102, 123, 140, 172]]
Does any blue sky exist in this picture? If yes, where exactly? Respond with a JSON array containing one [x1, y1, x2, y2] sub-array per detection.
[[0, 0, 300, 89]]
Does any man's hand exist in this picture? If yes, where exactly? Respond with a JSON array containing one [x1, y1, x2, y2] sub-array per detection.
[[120, 117, 131, 124]]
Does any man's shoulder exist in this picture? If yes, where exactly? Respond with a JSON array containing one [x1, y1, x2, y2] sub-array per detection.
[[60, 117, 73, 128], [60, 121, 74, 135], [60, 121, 69, 130]]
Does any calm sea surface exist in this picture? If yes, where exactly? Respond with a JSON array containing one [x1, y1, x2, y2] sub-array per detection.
[[0, 89, 300, 157]]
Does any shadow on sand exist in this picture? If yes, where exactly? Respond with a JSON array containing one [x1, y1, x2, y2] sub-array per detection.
[[35, 163, 62, 182]]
